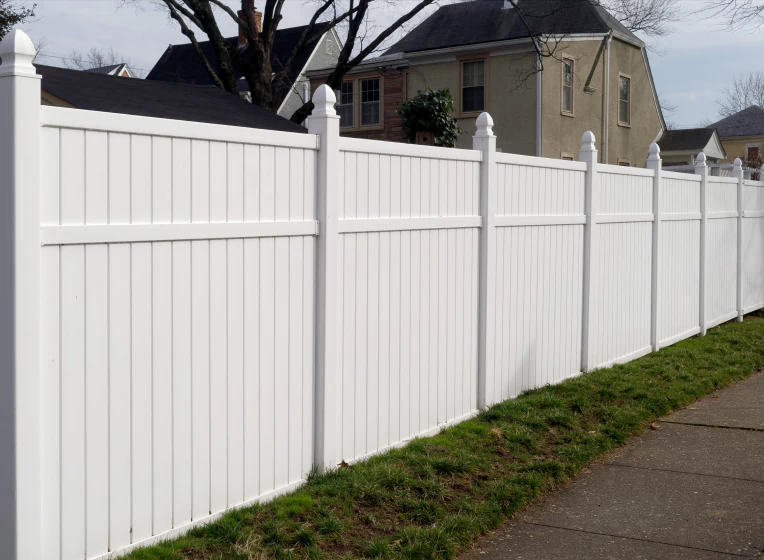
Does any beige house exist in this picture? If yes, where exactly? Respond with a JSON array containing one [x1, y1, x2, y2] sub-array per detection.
[[709, 106, 764, 166], [330, 0, 665, 166]]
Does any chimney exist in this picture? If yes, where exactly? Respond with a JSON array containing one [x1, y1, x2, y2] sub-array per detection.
[[238, 0, 262, 47]]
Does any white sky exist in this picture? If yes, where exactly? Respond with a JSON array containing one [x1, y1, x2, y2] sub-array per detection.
[[19, 0, 764, 129]]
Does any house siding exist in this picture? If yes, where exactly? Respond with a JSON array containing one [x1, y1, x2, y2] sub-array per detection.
[[279, 31, 343, 122], [406, 51, 537, 154], [606, 39, 662, 166], [310, 68, 408, 142], [718, 136, 764, 163]]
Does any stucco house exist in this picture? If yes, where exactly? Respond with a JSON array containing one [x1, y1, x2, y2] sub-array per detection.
[[309, 0, 665, 166], [146, 3, 341, 122], [709, 106, 764, 165]]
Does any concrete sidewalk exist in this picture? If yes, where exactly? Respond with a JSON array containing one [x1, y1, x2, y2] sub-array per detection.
[[462, 372, 764, 559]]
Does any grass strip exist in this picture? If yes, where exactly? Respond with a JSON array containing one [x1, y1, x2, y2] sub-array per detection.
[[127, 315, 764, 560]]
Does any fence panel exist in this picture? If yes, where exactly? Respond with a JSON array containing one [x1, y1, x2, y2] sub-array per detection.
[[658, 172, 701, 346], [6, 44, 764, 560], [493, 155, 585, 399], [39, 108, 318, 560], [590, 166, 654, 368], [743, 179, 764, 312], [706, 177, 739, 327], [335, 138, 481, 463]]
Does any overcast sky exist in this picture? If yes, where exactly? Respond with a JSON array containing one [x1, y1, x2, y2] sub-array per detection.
[[20, 0, 764, 128]]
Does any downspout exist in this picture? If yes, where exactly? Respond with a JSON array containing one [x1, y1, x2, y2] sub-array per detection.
[[602, 32, 612, 164], [536, 53, 542, 157]]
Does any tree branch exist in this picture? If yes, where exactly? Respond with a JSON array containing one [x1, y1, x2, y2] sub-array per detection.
[[161, 0, 226, 89]]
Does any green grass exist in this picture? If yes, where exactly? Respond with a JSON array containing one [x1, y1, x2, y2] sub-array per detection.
[[126, 315, 764, 560]]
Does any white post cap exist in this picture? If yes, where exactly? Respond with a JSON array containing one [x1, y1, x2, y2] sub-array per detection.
[[0, 28, 38, 78], [474, 112, 494, 138], [733, 157, 743, 172], [311, 84, 337, 117], [648, 142, 660, 161], [580, 131, 596, 153], [695, 152, 707, 168]]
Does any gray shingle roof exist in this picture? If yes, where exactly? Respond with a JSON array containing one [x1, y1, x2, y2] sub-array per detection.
[[146, 22, 331, 104], [385, 0, 643, 55], [710, 106, 764, 138], [37, 64, 307, 133], [658, 128, 717, 152]]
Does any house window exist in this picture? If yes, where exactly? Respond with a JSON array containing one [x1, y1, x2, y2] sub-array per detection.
[[561, 152, 574, 161], [562, 58, 574, 115], [360, 78, 380, 126], [461, 60, 485, 113], [618, 160, 631, 167], [619, 74, 630, 126], [748, 146, 759, 161], [339, 81, 354, 128]]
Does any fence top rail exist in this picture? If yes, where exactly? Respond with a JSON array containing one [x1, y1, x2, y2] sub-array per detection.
[[744, 179, 764, 187], [708, 176, 739, 185], [40, 106, 320, 150], [338, 136, 482, 162], [661, 170, 701, 182], [598, 163, 655, 177], [495, 152, 587, 171]]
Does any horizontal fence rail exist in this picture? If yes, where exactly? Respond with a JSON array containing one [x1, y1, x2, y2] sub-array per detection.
[[2, 32, 764, 560]]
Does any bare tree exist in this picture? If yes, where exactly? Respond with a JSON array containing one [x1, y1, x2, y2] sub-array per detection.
[[701, 0, 764, 30], [144, 0, 678, 123], [65, 46, 143, 77], [597, 0, 680, 36], [715, 72, 764, 118], [0, 0, 34, 41]]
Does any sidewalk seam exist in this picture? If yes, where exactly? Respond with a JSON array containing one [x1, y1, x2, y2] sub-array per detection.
[[661, 420, 764, 433], [518, 521, 753, 558], [606, 462, 764, 484]]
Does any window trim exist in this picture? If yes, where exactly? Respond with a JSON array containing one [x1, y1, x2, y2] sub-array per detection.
[[458, 54, 488, 117], [561, 152, 574, 161], [618, 72, 631, 128], [337, 73, 385, 131], [561, 56, 575, 117], [617, 158, 631, 167]]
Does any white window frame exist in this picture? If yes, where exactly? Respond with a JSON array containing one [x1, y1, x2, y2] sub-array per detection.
[[460, 57, 486, 116], [561, 57, 574, 116], [337, 75, 384, 131], [618, 73, 631, 127]]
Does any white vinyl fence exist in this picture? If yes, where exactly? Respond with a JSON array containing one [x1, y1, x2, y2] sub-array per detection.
[[3, 30, 764, 560]]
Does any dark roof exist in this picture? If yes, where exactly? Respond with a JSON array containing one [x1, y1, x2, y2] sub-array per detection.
[[709, 106, 764, 138], [385, 0, 643, 55], [658, 128, 717, 152], [37, 64, 307, 133], [146, 22, 331, 103], [88, 63, 126, 75]]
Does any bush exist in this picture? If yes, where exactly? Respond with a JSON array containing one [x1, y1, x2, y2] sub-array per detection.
[[398, 89, 459, 147]]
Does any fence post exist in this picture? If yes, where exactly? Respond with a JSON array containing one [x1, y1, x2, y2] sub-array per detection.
[[579, 131, 598, 372], [733, 157, 744, 322], [308, 85, 342, 472], [0, 29, 42, 560], [695, 152, 708, 336], [474, 112, 498, 408], [646, 143, 662, 351]]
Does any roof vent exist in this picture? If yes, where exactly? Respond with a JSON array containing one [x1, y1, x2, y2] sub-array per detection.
[[503, 0, 515, 8]]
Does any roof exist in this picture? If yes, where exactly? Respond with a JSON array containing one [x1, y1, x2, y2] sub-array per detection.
[[709, 106, 764, 138], [658, 127, 726, 159], [146, 22, 331, 103], [37, 64, 307, 133], [88, 63, 129, 76], [658, 128, 717, 152], [385, 0, 644, 55]]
